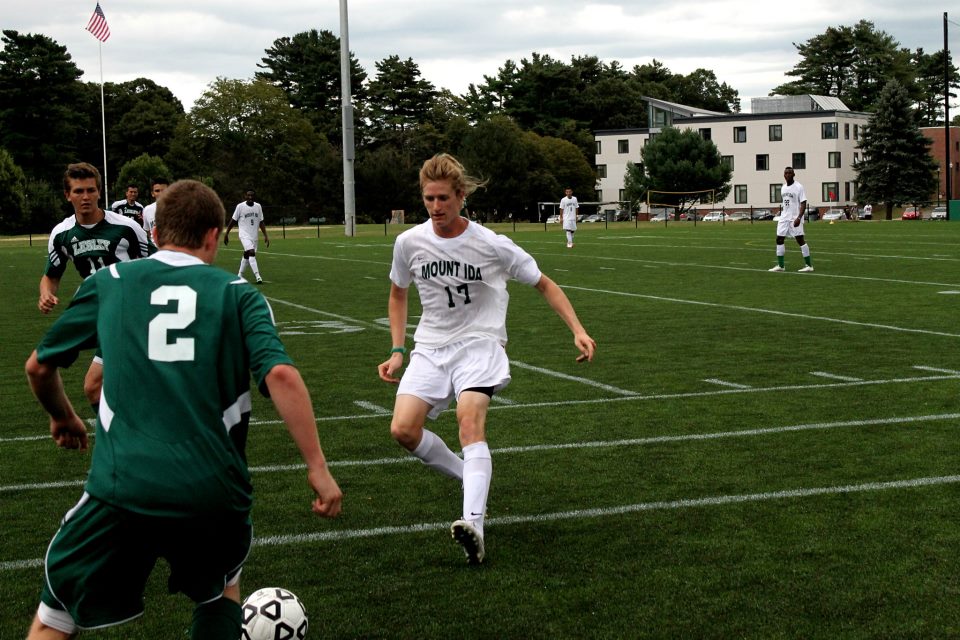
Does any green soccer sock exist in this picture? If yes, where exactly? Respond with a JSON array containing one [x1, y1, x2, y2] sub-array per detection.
[[777, 255, 785, 268], [190, 597, 241, 640], [804, 255, 812, 266]]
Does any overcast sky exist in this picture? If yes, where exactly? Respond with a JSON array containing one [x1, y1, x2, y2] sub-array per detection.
[[5, 1, 956, 113]]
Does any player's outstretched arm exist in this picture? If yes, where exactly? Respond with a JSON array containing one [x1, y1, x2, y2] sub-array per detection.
[[265, 363, 342, 518], [25, 351, 88, 450], [223, 220, 235, 245], [378, 284, 409, 383], [534, 275, 597, 362]]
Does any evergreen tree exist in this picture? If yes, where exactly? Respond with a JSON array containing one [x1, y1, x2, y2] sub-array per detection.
[[856, 80, 938, 219]]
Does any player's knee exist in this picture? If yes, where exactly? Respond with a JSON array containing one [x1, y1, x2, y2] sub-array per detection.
[[390, 421, 421, 451]]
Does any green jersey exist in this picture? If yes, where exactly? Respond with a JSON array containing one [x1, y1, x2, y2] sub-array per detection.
[[45, 210, 154, 281], [36, 250, 293, 517]]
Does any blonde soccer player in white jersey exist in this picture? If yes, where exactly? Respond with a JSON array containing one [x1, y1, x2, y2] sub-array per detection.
[[377, 153, 596, 564], [769, 166, 814, 272]]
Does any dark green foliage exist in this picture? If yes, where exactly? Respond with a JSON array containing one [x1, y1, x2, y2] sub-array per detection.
[[624, 127, 732, 212], [855, 80, 939, 219], [256, 29, 368, 146], [0, 30, 86, 184]]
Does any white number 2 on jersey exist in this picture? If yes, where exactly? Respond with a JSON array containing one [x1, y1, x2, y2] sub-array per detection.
[[148, 286, 197, 362]]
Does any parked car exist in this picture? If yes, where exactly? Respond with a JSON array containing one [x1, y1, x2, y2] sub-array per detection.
[[751, 209, 774, 220], [931, 206, 948, 220], [725, 212, 750, 222], [680, 211, 703, 221], [902, 206, 923, 220], [649, 211, 675, 223], [582, 213, 603, 223], [702, 210, 725, 222], [821, 208, 845, 221], [545, 214, 560, 224]]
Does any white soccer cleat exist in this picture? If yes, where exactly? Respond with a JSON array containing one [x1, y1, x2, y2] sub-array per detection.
[[566, 242, 573, 248], [768, 265, 784, 272], [451, 519, 485, 565], [798, 266, 814, 272]]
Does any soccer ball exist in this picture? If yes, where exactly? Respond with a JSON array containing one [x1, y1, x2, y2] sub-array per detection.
[[241, 587, 309, 640]]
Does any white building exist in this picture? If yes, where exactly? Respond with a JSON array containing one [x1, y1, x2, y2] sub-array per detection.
[[594, 96, 870, 212]]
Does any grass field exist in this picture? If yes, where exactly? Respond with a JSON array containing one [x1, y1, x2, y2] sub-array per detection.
[[1, 219, 959, 639]]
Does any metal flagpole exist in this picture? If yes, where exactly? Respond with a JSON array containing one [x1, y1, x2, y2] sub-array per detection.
[[339, 0, 357, 237], [99, 41, 108, 204]]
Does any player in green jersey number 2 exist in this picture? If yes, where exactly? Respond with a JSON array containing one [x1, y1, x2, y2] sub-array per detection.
[[24, 180, 342, 640]]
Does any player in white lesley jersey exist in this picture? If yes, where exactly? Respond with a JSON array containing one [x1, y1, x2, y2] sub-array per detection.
[[224, 189, 270, 283], [140, 176, 170, 239], [378, 153, 596, 564], [769, 166, 814, 272], [559, 186, 579, 247]]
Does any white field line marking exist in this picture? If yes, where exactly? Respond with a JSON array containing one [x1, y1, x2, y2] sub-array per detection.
[[490, 396, 516, 405], [914, 365, 960, 375], [4, 372, 958, 445], [7, 412, 959, 491], [703, 378, 752, 389], [810, 371, 864, 382], [562, 285, 960, 339], [353, 401, 391, 415], [526, 249, 960, 288], [249, 475, 960, 548], [510, 361, 638, 396], [266, 297, 628, 396]]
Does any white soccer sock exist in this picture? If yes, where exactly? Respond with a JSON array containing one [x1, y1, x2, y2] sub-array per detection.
[[776, 245, 786, 257], [566, 231, 574, 243], [248, 256, 261, 279], [462, 442, 492, 537], [801, 244, 811, 258], [411, 429, 464, 480], [238, 258, 249, 276]]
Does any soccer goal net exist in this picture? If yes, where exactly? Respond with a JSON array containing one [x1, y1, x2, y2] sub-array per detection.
[[646, 189, 715, 216]]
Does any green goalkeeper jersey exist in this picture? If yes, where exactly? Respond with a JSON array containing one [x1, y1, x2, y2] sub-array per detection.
[[36, 250, 293, 517]]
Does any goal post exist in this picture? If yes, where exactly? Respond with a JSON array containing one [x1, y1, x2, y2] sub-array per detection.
[[646, 189, 715, 215]]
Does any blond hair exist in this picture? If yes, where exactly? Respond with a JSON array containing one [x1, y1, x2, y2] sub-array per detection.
[[419, 153, 486, 196]]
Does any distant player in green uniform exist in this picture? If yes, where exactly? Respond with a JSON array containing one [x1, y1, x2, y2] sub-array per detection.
[[24, 179, 343, 640], [110, 183, 145, 226], [40, 162, 154, 410]]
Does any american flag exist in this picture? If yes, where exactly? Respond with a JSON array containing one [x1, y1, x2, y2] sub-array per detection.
[[85, 3, 111, 42]]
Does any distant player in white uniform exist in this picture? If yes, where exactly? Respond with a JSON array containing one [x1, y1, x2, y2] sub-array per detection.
[[378, 154, 597, 564], [224, 189, 270, 284], [140, 177, 170, 240], [559, 187, 579, 248], [769, 167, 814, 272]]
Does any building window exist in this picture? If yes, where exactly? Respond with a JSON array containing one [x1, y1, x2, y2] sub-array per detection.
[[770, 184, 782, 204], [822, 182, 839, 202], [756, 154, 769, 171], [595, 140, 601, 155], [821, 122, 838, 139], [698, 128, 712, 141], [828, 152, 841, 169], [721, 155, 734, 170], [854, 152, 860, 164], [618, 139, 629, 154], [769, 124, 782, 141], [844, 123, 850, 140], [733, 126, 747, 143], [735, 185, 748, 204], [845, 181, 855, 201], [618, 189, 626, 201], [853, 124, 860, 140], [792, 153, 806, 170], [596, 164, 607, 179]]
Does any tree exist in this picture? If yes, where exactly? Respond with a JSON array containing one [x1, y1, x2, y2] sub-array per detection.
[[772, 21, 915, 112], [856, 80, 938, 219], [0, 30, 86, 184], [115, 154, 172, 204], [624, 127, 731, 215], [366, 56, 436, 148], [912, 48, 959, 127], [256, 29, 368, 145], [172, 78, 341, 219], [0, 147, 28, 233]]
